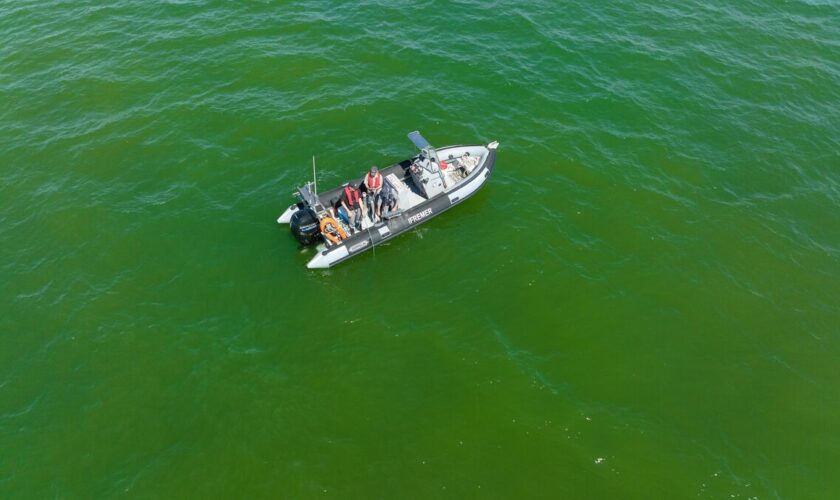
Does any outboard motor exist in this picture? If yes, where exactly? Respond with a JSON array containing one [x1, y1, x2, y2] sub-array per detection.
[[290, 208, 320, 246]]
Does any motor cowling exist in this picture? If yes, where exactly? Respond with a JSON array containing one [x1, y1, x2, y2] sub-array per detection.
[[290, 208, 320, 246]]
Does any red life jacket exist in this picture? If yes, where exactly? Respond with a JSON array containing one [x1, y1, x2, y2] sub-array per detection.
[[344, 186, 360, 207], [366, 172, 382, 189]]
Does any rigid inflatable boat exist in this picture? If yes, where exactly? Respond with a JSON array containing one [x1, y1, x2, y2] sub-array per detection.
[[277, 131, 498, 268]]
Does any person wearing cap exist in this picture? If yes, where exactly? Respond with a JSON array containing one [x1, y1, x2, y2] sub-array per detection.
[[340, 181, 363, 231], [363, 165, 384, 222], [380, 181, 400, 219]]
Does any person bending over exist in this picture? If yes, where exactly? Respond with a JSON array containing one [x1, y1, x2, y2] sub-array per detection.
[[380, 183, 400, 219]]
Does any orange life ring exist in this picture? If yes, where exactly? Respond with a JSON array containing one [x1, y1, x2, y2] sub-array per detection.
[[320, 216, 347, 244]]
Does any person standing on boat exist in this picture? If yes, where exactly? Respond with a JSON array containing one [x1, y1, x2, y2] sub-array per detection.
[[363, 166, 383, 222], [340, 182, 363, 232]]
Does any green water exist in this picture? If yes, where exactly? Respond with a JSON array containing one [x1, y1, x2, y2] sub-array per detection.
[[2, 0, 839, 497]]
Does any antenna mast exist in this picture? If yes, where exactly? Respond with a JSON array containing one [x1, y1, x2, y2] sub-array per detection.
[[312, 155, 317, 195]]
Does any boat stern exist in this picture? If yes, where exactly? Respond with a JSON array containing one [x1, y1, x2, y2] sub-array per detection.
[[277, 203, 300, 224]]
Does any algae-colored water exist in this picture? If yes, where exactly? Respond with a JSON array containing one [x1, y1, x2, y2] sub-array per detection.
[[2, 1, 839, 497]]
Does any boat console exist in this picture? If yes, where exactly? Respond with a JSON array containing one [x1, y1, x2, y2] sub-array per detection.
[[409, 157, 446, 199]]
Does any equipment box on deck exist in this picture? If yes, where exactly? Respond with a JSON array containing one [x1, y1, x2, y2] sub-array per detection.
[[386, 173, 412, 209]]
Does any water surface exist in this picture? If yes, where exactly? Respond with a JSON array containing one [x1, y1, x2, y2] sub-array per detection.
[[2, 0, 839, 497]]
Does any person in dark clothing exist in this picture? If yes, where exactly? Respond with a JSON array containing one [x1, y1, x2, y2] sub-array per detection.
[[380, 183, 400, 218]]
